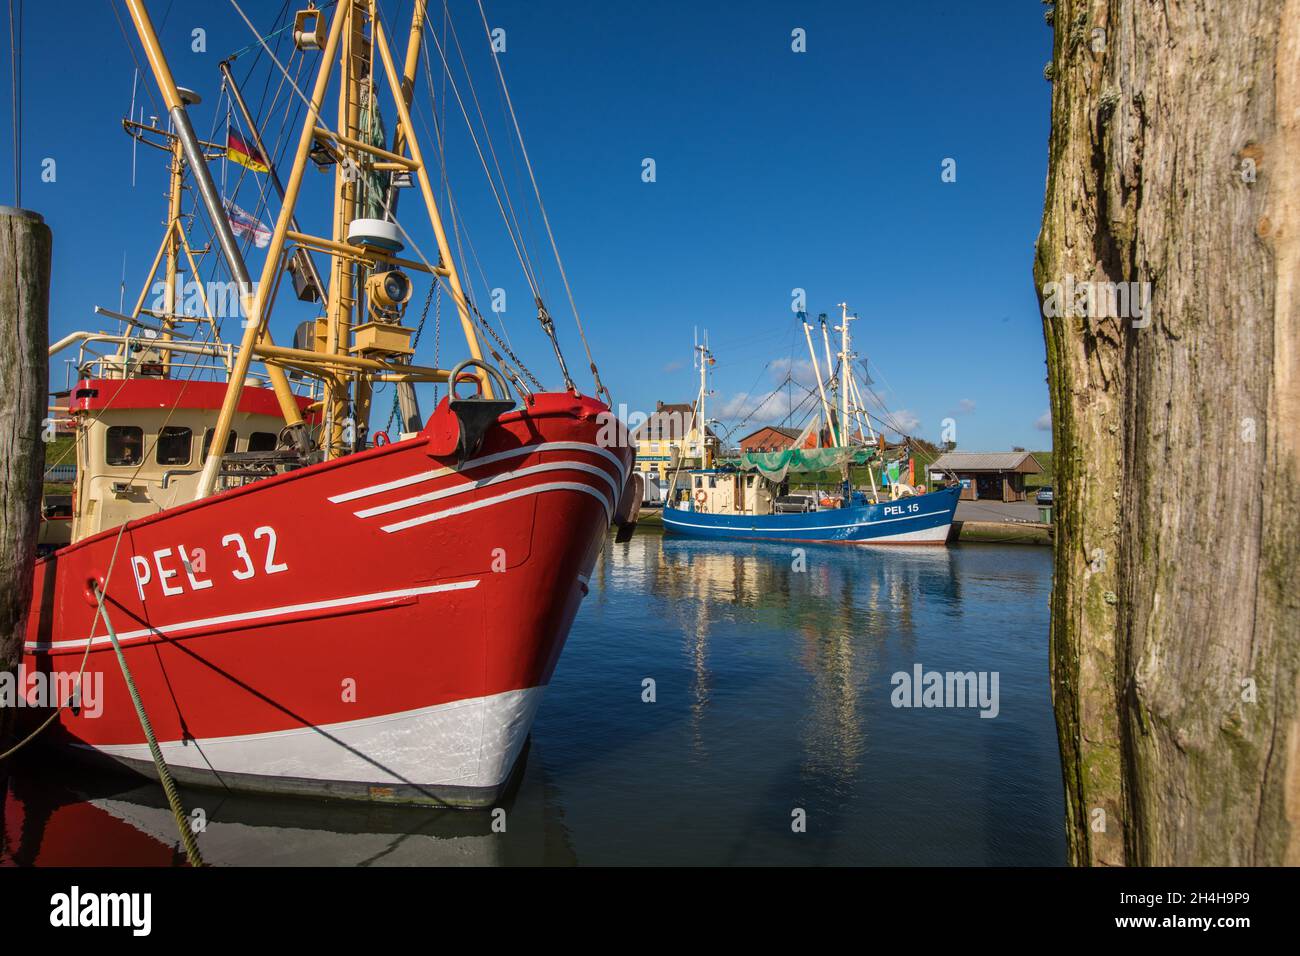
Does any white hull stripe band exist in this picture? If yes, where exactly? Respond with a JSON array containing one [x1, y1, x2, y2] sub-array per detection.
[[354, 460, 619, 518], [24, 580, 481, 654], [329, 441, 628, 505], [382, 481, 613, 533]]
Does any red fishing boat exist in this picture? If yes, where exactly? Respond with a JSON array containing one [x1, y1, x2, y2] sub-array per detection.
[[18, 0, 636, 808]]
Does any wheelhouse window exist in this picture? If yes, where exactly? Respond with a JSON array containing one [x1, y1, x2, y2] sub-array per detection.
[[155, 426, 193, 465], [201, 428, 237, 462], [247, 431, 278, 452], [105, 425, 143, 466]]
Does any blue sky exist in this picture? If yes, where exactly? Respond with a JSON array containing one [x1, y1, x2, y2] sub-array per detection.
[[9, 0, 1053, 451]]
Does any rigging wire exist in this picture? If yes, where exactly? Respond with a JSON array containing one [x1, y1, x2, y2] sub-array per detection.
[[216, 0, 580, 401], [419, 15, 542, 300], [474, 0, 609, 405], [410, 34, 516, 356], [227, 0, 313, 111], [372, 182, 542, 395], [438, 2, 541, 300], [108, 0, 161, 116], [375, 2, 538, 393]]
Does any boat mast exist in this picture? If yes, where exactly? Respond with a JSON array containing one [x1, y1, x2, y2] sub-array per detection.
[[694, 331, 712, 466], [117, 109, 225, 362], [123, 0, 501, 496], [836, 302, 854, 446], [389, 0, 430, 434], [818, 314, 838, 444], [801, 312, 834, 447], [123, 0, 312, 464], [314, 3, 493, 457], [217, 59, 326, 304], [320, 2, 365, 458], [373, 10, 492, 397], [159, 129, 183, 371]]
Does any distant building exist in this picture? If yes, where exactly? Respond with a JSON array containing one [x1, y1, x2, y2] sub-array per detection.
[[927, 451, 1044, 502], [737, 425, 804, 453], [632, 400, 720, 481]]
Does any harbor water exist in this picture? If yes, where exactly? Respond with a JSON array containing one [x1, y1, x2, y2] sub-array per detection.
[[2, 532, 1064, 866]]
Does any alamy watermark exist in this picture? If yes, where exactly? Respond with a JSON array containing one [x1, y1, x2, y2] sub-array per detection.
[[891, 663, 1000, 718], [50, 886, 151, 936], [1040, 273, 1151, 328], [149, 279, 258, 321], [0, 666, 103, 718], [595, 403, 704, 451]]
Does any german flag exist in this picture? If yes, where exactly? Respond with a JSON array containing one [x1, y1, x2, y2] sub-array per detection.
[[226, 129, 269, 174]]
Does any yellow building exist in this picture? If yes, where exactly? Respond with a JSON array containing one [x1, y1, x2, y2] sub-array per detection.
[[631, 400, 720, 482]]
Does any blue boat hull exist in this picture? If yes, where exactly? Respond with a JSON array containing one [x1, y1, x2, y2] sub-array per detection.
[[661, 484, 961, 545]]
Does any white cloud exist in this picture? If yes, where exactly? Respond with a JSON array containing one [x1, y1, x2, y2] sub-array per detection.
[[954, 398, 976, 415], [711, 358, 822, 426], [767, 356, 820, 390], [1034, 410, 1052, 431], [661, 360, 684, 374], [890, 409, 921, 433]]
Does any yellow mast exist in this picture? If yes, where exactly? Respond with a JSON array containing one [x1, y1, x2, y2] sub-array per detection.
[[392, 0, 427, 159], [373, 13, 492, 397], [123, 0, 311, 470], [321, 2, 365, 458], [160, 134, 183, 372], [125, 0, 497, 498]]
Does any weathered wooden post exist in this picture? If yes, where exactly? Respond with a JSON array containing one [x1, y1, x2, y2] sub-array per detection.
[[0, 207, 51, 745], [1036, 1, 1299, 864]]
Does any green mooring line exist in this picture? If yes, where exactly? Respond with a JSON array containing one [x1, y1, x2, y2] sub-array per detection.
[[93, 585, 204, 867]]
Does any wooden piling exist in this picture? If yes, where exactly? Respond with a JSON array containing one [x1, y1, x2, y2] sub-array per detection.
[[0, 207, 51, 743], [1036, 1, 1300, 864]]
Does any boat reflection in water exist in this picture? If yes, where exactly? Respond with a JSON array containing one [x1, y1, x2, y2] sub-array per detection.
[[640, 532, 959, 773], [1, 743, 575, 867], [3, 531, 1062, 866], [563, 531, 1062, 866]]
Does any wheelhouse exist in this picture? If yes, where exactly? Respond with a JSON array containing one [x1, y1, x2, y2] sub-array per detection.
[[64, 378, 317, 542], [687, 469, 775, 516]]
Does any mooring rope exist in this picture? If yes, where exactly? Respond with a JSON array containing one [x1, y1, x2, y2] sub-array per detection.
[[92, 584, 204, 867]]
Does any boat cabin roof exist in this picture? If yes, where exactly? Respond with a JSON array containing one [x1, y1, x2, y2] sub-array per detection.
[[70, 378, 318, 420]]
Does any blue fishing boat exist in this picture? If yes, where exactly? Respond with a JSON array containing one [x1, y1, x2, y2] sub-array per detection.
[[660, 304, 960, 546], [662, 473, 960, 545]]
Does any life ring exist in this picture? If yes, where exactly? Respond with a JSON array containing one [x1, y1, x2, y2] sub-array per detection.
[[694, 489, 707, 505], [373, 430, 391, 447]]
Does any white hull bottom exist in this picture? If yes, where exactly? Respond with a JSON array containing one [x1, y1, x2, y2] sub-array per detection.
[[870, 522, 954, 545], [73, 686, 547, 807]]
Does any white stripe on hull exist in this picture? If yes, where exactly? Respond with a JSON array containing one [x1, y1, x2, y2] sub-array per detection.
[[78, 686, 547, 791], [381, 481, 612, 532], [329, 441, 628, 504], [354, 459, 619, 518], [24, 579, 481, 653]]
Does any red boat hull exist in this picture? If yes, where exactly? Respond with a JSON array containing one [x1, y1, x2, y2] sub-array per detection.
[[20, 392, 631, 807]]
